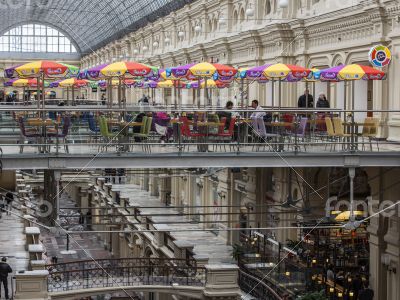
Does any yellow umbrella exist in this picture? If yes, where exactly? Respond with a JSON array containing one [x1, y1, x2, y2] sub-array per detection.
[[333, 211, 364, 222]]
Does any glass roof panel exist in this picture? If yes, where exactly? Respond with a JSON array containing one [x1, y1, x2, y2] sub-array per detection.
[[0, 0, 194, 56]]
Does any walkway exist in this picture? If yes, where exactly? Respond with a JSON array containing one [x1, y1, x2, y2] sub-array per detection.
[[0, 208, 29, 298], [112, 184, 233, 264]]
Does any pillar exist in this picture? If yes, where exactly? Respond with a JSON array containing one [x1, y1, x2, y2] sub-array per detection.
[[203, 265, 241, 300]]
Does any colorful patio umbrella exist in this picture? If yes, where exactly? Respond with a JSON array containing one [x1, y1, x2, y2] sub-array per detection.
[[15, 61, 77, 78], [97, 79, 137, 88], [167, 64, 198, 81], [263, 64, 311, 79], [5, 78, 50, 88], [189, 62, 237, 78], [320, 64, 385, 81], [12, 78, 50, 88], [79, 63, 109, 80], [4, 65, 22, 78], [147, 80, 187, 89], [187, 79, 230, 89], [58, 78, 90, 88], [100, 61, 157, 77]]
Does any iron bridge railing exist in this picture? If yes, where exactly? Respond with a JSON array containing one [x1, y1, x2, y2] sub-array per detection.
[[46, 257, 205, 293]]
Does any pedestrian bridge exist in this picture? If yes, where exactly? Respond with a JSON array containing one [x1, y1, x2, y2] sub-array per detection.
[[15, 258, 244, 300]]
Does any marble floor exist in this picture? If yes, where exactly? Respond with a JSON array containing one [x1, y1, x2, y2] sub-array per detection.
[[0, 210, 29, 299]]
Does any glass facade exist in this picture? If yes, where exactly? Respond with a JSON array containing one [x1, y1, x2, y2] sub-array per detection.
[[0, 24, 77, 53]]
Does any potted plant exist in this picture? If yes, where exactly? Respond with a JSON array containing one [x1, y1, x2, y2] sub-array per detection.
[[231, 244, 245, 261]]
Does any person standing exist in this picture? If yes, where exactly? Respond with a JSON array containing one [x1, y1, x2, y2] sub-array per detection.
[[0, 257, 12, 300], [298, 89, 314, 108], [358, 282, 374, 300], [316, 93, 330, 108], [5, 192, 13, 216]]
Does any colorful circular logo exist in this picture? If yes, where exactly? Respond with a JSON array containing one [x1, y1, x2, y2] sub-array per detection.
[[369, 45, 391, 67]]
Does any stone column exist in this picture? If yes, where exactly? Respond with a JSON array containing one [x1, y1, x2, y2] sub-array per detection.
[[386, 32, 400, 141], [203, 265, 241, 300], [41, 170, 57, 226], [14, 270, 49, 300], [149, 174, 159, 197]]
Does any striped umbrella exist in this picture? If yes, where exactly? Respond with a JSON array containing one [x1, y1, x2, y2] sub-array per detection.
[[5, 78, 49, 87], [320, 64, 385, 81], [100, 61, 158, 78], [15, 61, 78, 78]]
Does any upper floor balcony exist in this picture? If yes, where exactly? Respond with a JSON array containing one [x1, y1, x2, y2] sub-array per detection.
[[1, 103, 399, 170]]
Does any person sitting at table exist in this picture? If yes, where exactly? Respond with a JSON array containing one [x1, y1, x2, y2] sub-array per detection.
[[316, 93, 330, 108], [217, 101, 238, 129], [152, 111, 172, 144], [250, 100, 266, 119], [298, 89, 314, 108]]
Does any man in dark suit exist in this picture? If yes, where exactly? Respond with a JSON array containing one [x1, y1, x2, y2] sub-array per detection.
[[0, 257, 12, 300], [298, 89, 314, 108]]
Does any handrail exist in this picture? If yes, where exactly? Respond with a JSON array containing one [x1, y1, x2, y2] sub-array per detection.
[[46, 257, 205, 293], [238, 269, 283, 300]]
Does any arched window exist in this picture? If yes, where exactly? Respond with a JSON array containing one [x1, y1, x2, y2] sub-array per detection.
[[240, 8, 245, 22], [233, 10, 239, 26], [0, 23, 77, 53], [266, 0, 271, 15]]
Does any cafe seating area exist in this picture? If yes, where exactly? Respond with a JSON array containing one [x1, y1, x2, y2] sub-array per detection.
[[8, 108, 385, 156]]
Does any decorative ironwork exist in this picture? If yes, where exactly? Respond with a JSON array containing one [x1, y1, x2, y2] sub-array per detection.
[[47, 257, 205, 293]]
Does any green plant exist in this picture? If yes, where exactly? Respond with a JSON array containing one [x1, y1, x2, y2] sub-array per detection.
[[298, 290, 327, 300], [231, 244, 245, 261]]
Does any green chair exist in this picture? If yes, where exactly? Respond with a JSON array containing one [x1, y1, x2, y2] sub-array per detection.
[[99, 116, 117, 151], [132, 116, 152, 152]]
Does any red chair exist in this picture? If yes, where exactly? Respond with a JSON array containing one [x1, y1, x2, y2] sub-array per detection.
[[212, 117, 236, 151], [282, 114, 294, 132], [180, 117, 206, 138]]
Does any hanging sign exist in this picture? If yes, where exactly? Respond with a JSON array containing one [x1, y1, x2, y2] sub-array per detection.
[[369, 45, 391, 67]]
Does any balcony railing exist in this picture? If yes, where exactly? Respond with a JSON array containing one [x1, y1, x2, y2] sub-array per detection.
[[47, 257, 204, 292], [0, 104, 396, 156]]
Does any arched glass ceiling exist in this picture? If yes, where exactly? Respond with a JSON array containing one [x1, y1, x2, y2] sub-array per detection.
[[0, 0, 194, 56], [0, 24, 77, 53]]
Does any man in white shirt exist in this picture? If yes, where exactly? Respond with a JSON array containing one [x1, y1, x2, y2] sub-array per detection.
[[250, 99, 266, 119]]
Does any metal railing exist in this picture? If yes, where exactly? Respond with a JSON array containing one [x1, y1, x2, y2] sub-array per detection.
[[47, 257, 205, 293], [0, 105, 396, 156]]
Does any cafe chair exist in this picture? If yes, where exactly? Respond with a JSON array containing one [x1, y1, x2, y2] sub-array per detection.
[[18, 117, 40, 154], [287, 117, 308, 151], [251, 118, 278, 152], [361, 117, 379, 151], [46, 116, 71, 153], [99, 116, 118, 151], [131, 116, 153, 153], [332, 117, 351, 150], [325, 117, 339, 151], [87, 114, 100, 144], [179, 116, 206, 152]]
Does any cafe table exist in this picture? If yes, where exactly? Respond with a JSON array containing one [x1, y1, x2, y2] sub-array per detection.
[[26, 118, 58, 153], [194, 121, 225, 152]]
